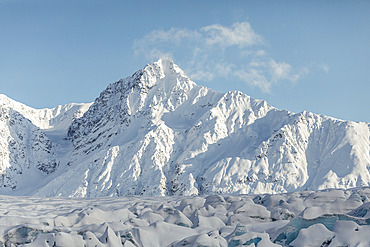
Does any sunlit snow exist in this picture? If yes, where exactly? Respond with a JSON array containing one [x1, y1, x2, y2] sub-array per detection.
[[0, 59, 368, 197], [0, 59, 369, 246]]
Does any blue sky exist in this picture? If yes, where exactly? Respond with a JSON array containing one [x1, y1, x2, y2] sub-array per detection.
[[0, 0, 369, 122]]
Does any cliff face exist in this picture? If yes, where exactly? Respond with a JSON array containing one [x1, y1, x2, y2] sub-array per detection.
[[0, 59, 369, 197]]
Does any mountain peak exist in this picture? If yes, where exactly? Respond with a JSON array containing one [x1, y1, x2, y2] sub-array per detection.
[[0, 94, 14, 105], [155, 57, 174, 67], [141, 58, 188, 82], [152, 57, 178, 72], [111, 58, 194, 97], [1, 61, 369, 197]]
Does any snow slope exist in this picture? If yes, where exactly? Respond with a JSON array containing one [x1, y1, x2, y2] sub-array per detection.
[[0, 95, 91, 194], [0, 187, 369, 246], [0, 59, 369, 196]]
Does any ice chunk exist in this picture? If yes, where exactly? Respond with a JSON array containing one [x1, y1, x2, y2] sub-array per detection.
[[348, 202, 370, 218], [170, 230, 227, 247], [99, 226, 122, 246], [227, 227, 280, 247], [193, 215, 225, 229], [289, 223, 334, 247], [329, 220, 370, 246]]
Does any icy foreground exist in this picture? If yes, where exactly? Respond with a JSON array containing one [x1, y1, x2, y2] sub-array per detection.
[[0, 58, 369, 196], [0, 188, 369, 246]]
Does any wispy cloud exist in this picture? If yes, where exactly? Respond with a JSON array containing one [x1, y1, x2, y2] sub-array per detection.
[[315, 62, 330, 74], [133, 22, 307, 93], [234, 59, 307, 93], [201, 22, 263, 48], [234, 67, 271, 93], [133, 28, 200, 58]]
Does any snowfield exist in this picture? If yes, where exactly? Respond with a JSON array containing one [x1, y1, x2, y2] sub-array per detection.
[[0, 187, 369, 246]]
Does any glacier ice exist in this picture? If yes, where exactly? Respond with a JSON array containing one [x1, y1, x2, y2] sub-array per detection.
[[0, 187, 367, 246]]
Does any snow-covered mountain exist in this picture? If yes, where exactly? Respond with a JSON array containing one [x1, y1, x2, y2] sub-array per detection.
[[0, 59, 369, 197], [0, 95, 91, 194]]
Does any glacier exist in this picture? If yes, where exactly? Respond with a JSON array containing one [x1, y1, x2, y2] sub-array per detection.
[[0, 187, 369, 246], [0, 58, 369, 197]]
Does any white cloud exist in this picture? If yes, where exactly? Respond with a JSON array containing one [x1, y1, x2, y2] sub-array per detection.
[[133, 28, 200, 60], [322, 64, 329, 74], [133, 22, 305, 93], [316, 62, 329, 74], [133, 22, 262, 61], [146, 49, 174, 61], [255, 50, 267, 56], [134, 28, 199, 45], [214, 62, 234, 78], [306, 61, 329, 75], [201, 22, 263, 48], [269, 60, 294, 82], [190, 62, 235, 82], [233, 59, 305, 93], [235, 68, 271, 93], [189, 69, 215, 82]]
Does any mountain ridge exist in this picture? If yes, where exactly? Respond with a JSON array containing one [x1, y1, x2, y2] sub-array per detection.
[[0, 59, 369, 197]]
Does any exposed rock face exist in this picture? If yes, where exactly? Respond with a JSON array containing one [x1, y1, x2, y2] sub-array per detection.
[[0, 59, 369, 197]]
